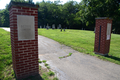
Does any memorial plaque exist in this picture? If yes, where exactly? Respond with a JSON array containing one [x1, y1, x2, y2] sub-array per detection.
[[106, 23, 111, 40], [17, 15, 35, 40]]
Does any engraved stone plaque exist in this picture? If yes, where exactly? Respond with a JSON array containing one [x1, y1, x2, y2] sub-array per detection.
[[17, 15, 35, 40], [106, 23, 111, 40]]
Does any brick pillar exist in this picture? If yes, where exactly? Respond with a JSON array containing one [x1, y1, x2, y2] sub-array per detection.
[[94, 17, 112, 56], [8, 1, 39, 79]]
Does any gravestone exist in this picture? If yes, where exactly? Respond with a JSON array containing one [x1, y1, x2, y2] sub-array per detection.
[[8, 1, 39, 79], [46, 24, 49, 30], [59, 24, 61, 29], [40, 26, 42, 28], [52, 24, 55, 29], [61, 28, 62, 32], [49, 26, 51, 29], [94, 17, 112, 56], [64, 28, 65, 31]]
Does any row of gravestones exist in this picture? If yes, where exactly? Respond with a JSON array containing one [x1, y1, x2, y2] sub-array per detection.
[[40, 24, 87, 31], [40, 24, 67, 29]]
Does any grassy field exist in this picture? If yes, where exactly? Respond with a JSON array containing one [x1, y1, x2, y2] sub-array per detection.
[[0, 28, 15, 79], [38, 29, 120, 65]]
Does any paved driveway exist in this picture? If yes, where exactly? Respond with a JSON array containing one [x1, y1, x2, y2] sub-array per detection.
[[38, 35, 120, 80], [2, 28, 120, 80]]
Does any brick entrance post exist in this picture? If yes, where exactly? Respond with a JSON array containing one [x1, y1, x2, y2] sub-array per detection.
[[8, 1, 39, 79], [94, 17, 112, 56]]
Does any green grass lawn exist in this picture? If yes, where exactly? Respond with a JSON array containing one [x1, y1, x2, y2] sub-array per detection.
[[38, 29, 120, 65], [0, 28, 15, 80]]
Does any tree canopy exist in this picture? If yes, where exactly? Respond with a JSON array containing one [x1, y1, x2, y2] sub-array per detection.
[[0, 0, 120, 34]]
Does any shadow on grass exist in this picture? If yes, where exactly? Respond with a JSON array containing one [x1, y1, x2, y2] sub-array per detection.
[[16, 74, 43, 80], [105, 55, 120, 62]]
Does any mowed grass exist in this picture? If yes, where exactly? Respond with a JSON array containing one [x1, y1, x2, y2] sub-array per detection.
[[0, 28, 15, 80], [38, 29, 120, 65]]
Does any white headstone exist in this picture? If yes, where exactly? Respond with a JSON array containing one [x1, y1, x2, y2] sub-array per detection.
[[59, 24, 61, 29], [40, 26, 42, 28], [52, 24, 55, 29]]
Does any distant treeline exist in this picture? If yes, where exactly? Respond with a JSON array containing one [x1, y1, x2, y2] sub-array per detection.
[[0, 0, 120, 34]]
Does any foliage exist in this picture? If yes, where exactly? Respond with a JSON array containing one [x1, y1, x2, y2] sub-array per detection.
[[0, 8, 9, 27], [47, 70, 55, 76], [46, 66, 50, 69], [41, 73, 49, 80], [0, 0, 120, 33], [42, 60, 47, 63], [59, 57, 63, 59], [53, 77, 59, 80], [59, 53, 72, 59], [69, 53, 72, 56], [38, 60, 42, 63], [38, 29, 120, 65], [45, 63, 49, 66], [39, 65, 41, 70]]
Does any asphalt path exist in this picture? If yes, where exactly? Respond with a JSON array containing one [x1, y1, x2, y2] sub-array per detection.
[[2, 28, 120, 80]]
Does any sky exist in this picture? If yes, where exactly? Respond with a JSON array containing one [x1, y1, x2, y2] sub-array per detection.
[[0, 0, 82, 9]]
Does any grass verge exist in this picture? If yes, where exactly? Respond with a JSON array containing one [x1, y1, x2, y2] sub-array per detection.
[[0, 28, 15, 80], [38, 29, 120, 65]]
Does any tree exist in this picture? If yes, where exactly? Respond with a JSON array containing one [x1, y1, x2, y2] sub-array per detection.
[[0, 0, 120, 34], [0, 5, 9, 27]]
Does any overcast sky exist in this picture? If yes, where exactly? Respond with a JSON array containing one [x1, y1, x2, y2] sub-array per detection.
[[0, 0, 82, 9]]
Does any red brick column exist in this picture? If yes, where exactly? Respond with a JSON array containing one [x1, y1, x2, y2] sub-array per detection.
[[94, 17, 112, 56], [8, 1, 39, 79]]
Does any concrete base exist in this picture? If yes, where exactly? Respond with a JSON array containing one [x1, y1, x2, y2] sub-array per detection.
[[94, 52, 108, 56]]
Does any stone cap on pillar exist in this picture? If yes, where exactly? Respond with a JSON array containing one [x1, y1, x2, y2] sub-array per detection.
[[95, 17, 113, 20], [8, 1, 39, 10]]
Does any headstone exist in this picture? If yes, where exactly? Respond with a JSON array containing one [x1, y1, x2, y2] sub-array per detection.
[[40, 26, 42, 28], [46, 24, 49, 30], [49, 26, 51, 29], [52, 24, 55, 29], [61, 28, 62, 32], [64, 28, 65, 31], [59, 24, 61, 29], [8, 1, 39, 79], [94, 17, 112, 56]]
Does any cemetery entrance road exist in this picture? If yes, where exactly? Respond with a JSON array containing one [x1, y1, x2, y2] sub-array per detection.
[[2, 28, 120, 80]]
